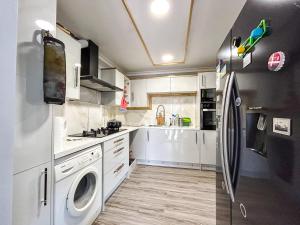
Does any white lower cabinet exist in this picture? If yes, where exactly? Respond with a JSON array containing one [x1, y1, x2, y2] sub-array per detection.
[[146, 129, 200, 164], [13, 162, 52, 225], [130, 128, 147, 160], [103, 134, 129, 201], [199, 130, 217, 166]]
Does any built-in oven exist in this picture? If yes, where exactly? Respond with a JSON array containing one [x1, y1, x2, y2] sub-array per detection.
[[200, 88, 216, 130], [201, 102, 216, 130]]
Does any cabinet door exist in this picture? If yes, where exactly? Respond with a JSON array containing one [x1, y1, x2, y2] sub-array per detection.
[[56, 28, 81, 100], [146, 77, 170, 93], [199, 72, 216, 89], [200, 130, 217, 166], [146, 129, 173, 162], [146, 129, 200, 164], [130, 79, 148, 107], [171, 76, 197, 92], [172, 130, 200, 163], [13, 162, 52, 225], [130, 128, 147, 160]]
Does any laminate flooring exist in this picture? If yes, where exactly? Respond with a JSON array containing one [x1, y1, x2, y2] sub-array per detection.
[[93, 165, 216, 225]]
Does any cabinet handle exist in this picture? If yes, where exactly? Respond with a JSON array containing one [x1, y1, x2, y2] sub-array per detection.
[[201, 75, 204, 87], [113, 147, 124, 154], [204, 75, 207, 87], [114, 163, 125, 174], [203, 132, 205, 145], [196, 132, 198, 144], [131, 92, 134, 103], [147, 130, 149, 142], [40, 168, 48, 206], [114, 138, 124, 144]]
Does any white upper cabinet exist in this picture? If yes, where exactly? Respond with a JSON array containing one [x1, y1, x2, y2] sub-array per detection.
[[170, 76, 197, 92], [130, 79, 148, 107], [146, 77, 171, 93], [101, 69, 125, 90], [101, 69, 125, 106], [56, 28, 81, 100], [199, 72, 216, 89]]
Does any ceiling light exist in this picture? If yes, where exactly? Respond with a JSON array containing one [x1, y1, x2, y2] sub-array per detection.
[[162, 54, 174, 62], [35, 19, 54, 31], [151, 0, 170, 16]]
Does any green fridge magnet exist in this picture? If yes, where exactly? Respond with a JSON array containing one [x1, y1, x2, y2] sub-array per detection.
[[236, 19, 271, 57]]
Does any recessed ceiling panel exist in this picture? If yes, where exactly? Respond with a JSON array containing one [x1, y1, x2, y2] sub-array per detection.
[[122, 0, 193, 66]]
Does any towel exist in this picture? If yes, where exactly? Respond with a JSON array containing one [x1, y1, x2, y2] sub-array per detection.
[[120, 95, 127, 112]]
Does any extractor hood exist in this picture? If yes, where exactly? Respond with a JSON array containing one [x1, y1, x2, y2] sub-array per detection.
[[80, 40, 123, 92]]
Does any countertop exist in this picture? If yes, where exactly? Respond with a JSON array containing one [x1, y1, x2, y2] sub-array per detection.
[[54, 126, 139, 160], [54, 126, 199, 159]]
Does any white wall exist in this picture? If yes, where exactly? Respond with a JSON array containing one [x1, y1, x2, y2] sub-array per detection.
[[0, 0, 18, 224]]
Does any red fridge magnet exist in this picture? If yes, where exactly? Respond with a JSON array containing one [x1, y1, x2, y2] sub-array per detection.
[[268, 51, 286, 71]]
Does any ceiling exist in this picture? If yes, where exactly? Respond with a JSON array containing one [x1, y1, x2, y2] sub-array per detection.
[[57, 0, 246, 75]]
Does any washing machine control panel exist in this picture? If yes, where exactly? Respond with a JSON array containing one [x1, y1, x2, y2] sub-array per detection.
[[55, 145, 102, 182]]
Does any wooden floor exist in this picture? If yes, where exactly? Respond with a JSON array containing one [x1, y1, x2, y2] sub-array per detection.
[[94, 165, 216, 225]]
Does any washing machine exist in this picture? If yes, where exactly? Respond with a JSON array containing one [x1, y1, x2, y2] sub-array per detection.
[[54, 144, 102, 225]]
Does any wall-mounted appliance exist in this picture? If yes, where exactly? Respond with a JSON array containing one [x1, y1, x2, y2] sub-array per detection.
[[200, 102, 216, 130], [80, 40, 123, 92]]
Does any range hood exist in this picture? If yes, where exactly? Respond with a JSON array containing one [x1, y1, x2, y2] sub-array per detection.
[[80, 40, 123, 92]]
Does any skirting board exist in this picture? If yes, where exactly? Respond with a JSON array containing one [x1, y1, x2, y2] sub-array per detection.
[[136, 159, 201, 170]]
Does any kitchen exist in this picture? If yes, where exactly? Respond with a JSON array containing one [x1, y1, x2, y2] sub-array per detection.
[[1, 0, 300, 225]]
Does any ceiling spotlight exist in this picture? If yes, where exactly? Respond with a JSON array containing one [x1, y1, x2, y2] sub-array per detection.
[[162, 54, 174, 62], [151, 0, 170, 16], [35, 19, 54, 31]]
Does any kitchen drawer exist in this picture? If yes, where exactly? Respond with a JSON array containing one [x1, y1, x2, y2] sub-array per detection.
[[103, 134, 129, 152], [104, 157, 129, 199], [104, 143, 129, 174]]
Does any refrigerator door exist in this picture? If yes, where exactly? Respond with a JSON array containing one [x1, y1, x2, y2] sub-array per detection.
[[216, 31, 232, 225], [231, 0, 300, 224]]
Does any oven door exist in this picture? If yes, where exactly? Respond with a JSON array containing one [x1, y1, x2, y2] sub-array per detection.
[[201, 109, 217, 130]]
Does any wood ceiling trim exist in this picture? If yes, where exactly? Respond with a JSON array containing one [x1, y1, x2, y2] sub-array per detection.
[[122, 0, 194, 66]]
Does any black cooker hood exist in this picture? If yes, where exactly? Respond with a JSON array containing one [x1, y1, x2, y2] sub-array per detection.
[[80, 40, 122, 92]]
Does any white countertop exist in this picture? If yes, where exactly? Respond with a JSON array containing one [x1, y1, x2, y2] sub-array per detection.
[[54, 126, 199, 159], [54, 126, 139, 160]]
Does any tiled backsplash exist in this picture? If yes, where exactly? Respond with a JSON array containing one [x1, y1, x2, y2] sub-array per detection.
[[53, 101, 117, 135], [115, 96, 197, 127], [53, 95, 197, 134]]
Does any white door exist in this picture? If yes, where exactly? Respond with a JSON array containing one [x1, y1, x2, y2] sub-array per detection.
[[146, 129, 199, 163], [146, 77, 170, 93], [199, 72, 216, 89], [146, 129, 173, 162], [130, 79, 148, 107], [171, 130, 200, 163], [130, 128, 147, 160], [200, 130, 217, 166], [56, 28, 81, 100], [13, 162, 51, 225], [171, 76, 197, 92]]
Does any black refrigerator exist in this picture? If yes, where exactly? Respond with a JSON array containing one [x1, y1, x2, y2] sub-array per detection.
[[216, 0, 300, 224]]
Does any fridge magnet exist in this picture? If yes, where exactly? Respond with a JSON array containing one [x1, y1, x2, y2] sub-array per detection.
[[237, 19, 271, 58], [273, 118, 291, 136], [268, 51, 286, 71], [243, 52, 252, 68]]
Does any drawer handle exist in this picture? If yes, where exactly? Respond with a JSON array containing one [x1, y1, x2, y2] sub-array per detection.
[[114, 138, 124, 144], [113, 147, 124, 155], [114, 163, 125, 174]]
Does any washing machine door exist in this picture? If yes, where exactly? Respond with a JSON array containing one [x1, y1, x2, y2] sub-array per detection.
[[67, 166, 99, 217]]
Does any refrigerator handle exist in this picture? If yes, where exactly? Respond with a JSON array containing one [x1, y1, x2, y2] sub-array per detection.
[[220, 73, 231, 195], [222, 72, 236, 202]]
